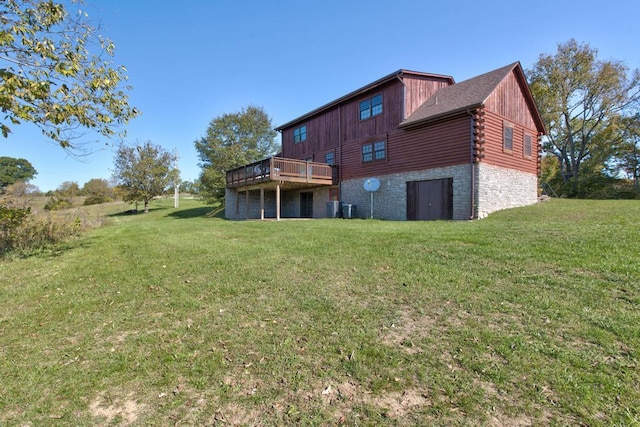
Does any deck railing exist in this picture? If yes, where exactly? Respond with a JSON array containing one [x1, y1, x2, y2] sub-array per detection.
[[226, 157, 336, 188]]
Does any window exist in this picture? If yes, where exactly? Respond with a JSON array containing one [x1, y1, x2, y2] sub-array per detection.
[[523, 134, 532, 158], [362, 141, 386, 162], [359, 94, 383, 120], [362, 144, 373, 162], [325, 152, 334, 165], [503, 122, 513, 153], [374, 141, 386, 160], [294, 125, 307, 143]]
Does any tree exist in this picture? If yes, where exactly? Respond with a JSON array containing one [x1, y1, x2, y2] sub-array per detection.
[[112, 141, 179, 213], [528, 39, 640, 195], [55, 180, 79, 198], [617, 114, 640, 191], [179, 179, 199, 195], [0, 0, 138, 150], [3, 180, 39, 199], [81, 178, 113, 204], [195, 105, 279, 202], [0, 156, 37, 187]]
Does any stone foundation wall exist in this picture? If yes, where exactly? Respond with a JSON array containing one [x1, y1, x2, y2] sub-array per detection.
[[225, 163, 537, 220], [224, 188, 277, 220], [340, 165, 473, 220], [476, 163, 538, 219]]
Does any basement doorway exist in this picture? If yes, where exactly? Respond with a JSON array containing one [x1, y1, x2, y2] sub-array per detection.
[[407, 178, 453, 220], [300, 191, 313, 218]]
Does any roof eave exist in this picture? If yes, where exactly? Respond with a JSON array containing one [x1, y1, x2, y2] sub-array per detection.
[[512, 62, 547, 134], [398, 103, 483, 129], [276, 70, 454, 131]]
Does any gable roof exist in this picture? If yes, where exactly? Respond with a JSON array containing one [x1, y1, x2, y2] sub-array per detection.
[[275, 69, 454, 131], [399, 62, 545, 133]]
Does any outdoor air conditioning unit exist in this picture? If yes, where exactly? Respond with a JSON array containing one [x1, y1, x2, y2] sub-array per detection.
[[326, 201, 342, 218]]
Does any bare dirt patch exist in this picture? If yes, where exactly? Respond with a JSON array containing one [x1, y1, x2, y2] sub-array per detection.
[[379, 309, 437, 354], [89, 394, 145, 425], [368, 388, 431, 418]]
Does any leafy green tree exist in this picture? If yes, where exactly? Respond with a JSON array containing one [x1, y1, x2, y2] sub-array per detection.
[[617, 114, 640, 191], [528, 39, 640, 195], [195, 105, 279, 202], [0, 0, 138, 149], [179, 179, 199, 195], [0, 156, 37, 187], [0, 203, 30, 253], [81, 178, 114, 205], [112, 141, 179, 213]]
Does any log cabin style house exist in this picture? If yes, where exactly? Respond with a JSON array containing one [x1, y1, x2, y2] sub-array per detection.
[[225, 62, 545, 220]]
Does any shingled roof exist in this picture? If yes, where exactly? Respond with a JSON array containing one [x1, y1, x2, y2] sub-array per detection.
[[399, 62, 522, 128]]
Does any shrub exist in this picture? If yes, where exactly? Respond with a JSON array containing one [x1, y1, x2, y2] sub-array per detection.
[[83, 195, 112, 206], [1, 204, 110, 256], [44, 197, 73, 211], [0, 204, 31, 253]]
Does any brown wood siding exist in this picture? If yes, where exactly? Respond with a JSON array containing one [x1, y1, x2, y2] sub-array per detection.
[[403, 75, 452, 118], [282, 80, 406, 162], [484, 71, 537, 130], [481, 111, 539, 174], [282, 108, 342, 161], [341, 115, 471, 181], [278, 68, 540, 183]]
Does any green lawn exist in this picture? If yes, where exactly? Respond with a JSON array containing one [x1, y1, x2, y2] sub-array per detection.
[[1, 198, 638, 425]]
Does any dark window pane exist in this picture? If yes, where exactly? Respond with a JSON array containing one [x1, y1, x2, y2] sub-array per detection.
[[294, 125, 307, 143], [360, 100, 371, 120], [374, 141, 385, 159], [504, 125, 513, 151], [362, 144, 373, 162], [371, 95, 383, 116], [325, 152, 334, 165], [524, 134, 532, 157]]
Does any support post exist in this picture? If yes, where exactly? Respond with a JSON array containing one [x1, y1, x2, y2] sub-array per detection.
[[276, 184, 281, 221], [245, 190, 249, 220], [260, 188, 265, 220]]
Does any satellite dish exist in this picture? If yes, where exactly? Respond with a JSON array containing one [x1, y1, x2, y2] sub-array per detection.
[[363, 178, 380, 219], [364, 177, 380, 192]]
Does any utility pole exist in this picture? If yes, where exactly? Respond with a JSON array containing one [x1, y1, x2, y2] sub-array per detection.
[[173, 148, 180, 208]]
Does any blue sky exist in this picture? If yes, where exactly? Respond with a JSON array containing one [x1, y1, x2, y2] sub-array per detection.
[[3, 0, 639, 192]]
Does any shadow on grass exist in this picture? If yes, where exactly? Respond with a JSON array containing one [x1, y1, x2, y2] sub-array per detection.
[[107, 206, 169, 217], [166, 206, 224, 219]]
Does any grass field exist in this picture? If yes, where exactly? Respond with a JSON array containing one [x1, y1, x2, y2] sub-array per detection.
[[0, 198, 638, 425]]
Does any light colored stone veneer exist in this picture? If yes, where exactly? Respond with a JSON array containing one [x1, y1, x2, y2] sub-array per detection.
[[225, 188, 278, 220], [475, 163, 538, 219], [225, 186, 333, 219], [340, 163, 537, 220], [225, 163, 537, 220], [340, 164, 473, 220], [224, 188, 237, 219]]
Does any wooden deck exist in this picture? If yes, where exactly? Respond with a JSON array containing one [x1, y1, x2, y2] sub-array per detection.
[[226, 157, 337, 190]]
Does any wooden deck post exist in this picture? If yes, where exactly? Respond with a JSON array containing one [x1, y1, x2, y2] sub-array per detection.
[[276, 184, 281, 221], [260, 188, 265, 220]]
